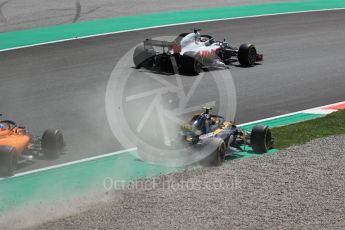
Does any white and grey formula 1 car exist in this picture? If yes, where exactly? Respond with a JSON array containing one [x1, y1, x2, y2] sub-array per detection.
[[133, 29, 263, 75]]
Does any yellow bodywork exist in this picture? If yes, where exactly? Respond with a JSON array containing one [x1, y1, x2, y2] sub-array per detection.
[[212, 121, 233, 135]]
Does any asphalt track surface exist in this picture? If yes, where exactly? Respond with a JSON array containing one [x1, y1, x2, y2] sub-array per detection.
[[1, 10, 345, 171]]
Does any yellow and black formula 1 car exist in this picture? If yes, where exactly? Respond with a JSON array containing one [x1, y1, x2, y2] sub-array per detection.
[[181, 107, 274, 166]]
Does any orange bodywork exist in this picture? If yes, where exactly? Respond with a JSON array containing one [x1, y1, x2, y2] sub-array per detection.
[[0, 128, 31, 154]]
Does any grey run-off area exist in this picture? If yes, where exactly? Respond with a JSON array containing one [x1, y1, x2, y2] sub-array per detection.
[[4, 135, 343, 229], [0, 0, 294, 32]]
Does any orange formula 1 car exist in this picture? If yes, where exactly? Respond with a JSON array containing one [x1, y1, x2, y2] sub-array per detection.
[[0, 114, 64, 177]]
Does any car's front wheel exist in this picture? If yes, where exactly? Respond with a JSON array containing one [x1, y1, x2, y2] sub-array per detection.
[[250, 125, 273, 153], [237, 43, 257, 67], [41, 129, 64, 159]]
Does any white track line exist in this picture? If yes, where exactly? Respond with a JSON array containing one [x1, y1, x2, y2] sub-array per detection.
[[239, 101, 345, 127], [0, 148, 137, 180], [2, 100, 343, 180], [1, 8, 345, 53]]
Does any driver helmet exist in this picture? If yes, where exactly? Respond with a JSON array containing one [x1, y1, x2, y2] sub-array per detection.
[[192, 114, 210, 134], [0, 123, 6, 131]]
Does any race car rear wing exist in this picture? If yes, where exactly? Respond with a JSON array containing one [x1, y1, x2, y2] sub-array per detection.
[[144, 39, 181, 53], [144, 39, 175, 48]]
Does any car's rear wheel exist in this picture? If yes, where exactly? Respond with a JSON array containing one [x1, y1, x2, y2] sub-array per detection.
[[156, 53, 174, 73], [237, 43, 257, 67], [201, 140, 226, 166], [250, 125, 272, 153], [0, 146, 17, 177], [180, 52, 202, 75], [133, 44, 155, 68], [41, 129, 64, 159]]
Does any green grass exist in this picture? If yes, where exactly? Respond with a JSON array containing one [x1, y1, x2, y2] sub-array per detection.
[[272, 110, 345, 149]]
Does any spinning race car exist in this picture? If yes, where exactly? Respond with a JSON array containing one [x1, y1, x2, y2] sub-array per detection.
[[181, 107, 274, 166], [0, 114, 64, 177], [133, 29, 263, 75]]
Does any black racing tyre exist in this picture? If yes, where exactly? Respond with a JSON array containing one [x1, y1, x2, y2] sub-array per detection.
[[237, 43, 257, 67], [180, 52, 202, 75], [212, 140, 226, 166], [250, 125, 272, 153], [0, 146, 17, 177], [41, 129, 64, 159], [133, 44, 155, 68], [156, 54, 174, 73], [201, 140, 226, 167]]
